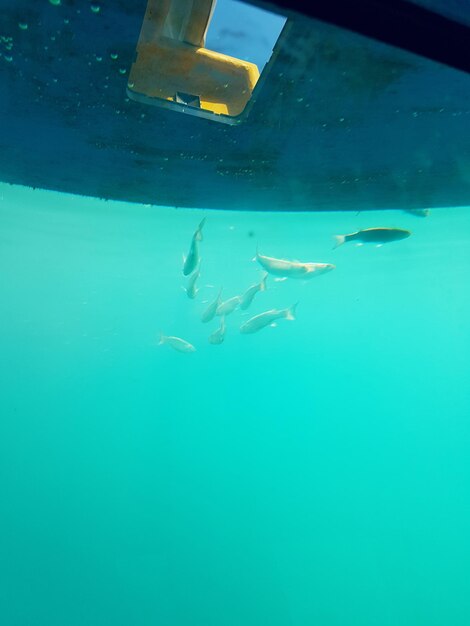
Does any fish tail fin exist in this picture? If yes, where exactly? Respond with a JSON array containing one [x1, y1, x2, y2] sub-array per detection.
[[252, 244, 259, 263], [195, 217, 206, 241], [285, 302, 298, 321], [333, 234, 345, 249], [260, 272, 268, 291], [159, 332, 166, 345]]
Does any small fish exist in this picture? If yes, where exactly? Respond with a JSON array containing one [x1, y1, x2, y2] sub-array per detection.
[[201, 288, 222, 322], [239, 273, 268, 310], [208, 316, 226, 345], [159, 333, 196, 353], [333, 227, 411, 248], [240, 303, 298, 334], [256, 249, 335, 279], [403, 209, 430, 218], [183, 218, 205, 276], [183, 267, 200, 299], [216, 295, 241, 316]]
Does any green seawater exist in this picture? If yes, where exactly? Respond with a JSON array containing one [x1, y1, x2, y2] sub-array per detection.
[[1, 183, 469, 626]]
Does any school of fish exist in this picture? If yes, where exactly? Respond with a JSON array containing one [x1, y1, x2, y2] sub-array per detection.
[[159, 214, 422, 352]]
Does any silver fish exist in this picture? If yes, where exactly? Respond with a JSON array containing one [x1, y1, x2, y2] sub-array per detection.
[[216, 295, 241, 317], [239, 273, 267, 310], [240, 303, 298, 334], [255, 250, 335, 279], [183, 218, 205, 276], [184, 267, 200, 299], [208, 316, 226, 345], [159, 333, 196, 353], [403, 209, 430, 218], [201, 288, 222, 323]]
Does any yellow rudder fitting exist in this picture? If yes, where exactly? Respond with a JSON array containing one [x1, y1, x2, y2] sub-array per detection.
[[127, 0, 260, 121]]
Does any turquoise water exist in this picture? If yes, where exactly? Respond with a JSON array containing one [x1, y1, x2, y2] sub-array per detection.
[[1, 183, 469, 625]]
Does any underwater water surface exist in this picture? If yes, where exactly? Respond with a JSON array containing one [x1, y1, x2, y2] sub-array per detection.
[[1, 183, 470, 626]]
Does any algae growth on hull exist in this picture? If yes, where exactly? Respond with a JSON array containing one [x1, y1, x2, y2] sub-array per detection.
[[1, 183, 470, 626]]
